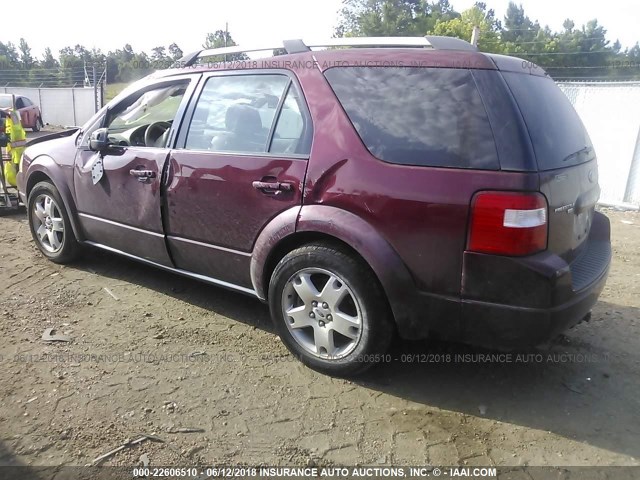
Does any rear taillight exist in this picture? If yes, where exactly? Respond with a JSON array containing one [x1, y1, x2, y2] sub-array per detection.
[[468, 191, 548, 256]]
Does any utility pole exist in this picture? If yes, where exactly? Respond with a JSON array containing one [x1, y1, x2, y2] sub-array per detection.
[[92, 65, 98, 113], [224, 21, 229, 62], [471, 26, 480, 47]]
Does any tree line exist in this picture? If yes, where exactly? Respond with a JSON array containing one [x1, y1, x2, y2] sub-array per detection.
[[1, 2, 639, 88], [336, 0, 640, 79], [0, 30, 244, 87]]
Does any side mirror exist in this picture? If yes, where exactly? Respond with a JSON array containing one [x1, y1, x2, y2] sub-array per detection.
[[89, 128, 110, 152]]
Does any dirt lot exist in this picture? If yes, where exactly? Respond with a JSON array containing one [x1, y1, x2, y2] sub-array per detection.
[[0, 208, 639, 471]]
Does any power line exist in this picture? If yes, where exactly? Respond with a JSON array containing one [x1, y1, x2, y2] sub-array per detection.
[[549, 65, 640, 69], [555, 76, 640, 80], [505, 50, 614, 56], [482, 36, 612, 45]]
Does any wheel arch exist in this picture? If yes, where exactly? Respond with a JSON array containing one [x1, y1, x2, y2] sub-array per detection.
[[25, 161, 83, 241], [251, 205, 417, 330]]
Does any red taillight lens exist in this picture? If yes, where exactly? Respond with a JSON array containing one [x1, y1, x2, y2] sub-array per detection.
[[468, 191, 548, 256]]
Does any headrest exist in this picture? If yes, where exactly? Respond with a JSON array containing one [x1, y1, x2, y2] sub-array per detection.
[[225, 104, 262, 136]]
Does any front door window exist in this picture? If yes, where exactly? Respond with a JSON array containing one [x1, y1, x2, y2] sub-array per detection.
[[105, 82, 189, 148]]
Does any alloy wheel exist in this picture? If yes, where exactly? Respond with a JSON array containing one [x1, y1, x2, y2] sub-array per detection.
[[281, 267, 363, 359], [31, 194, 65, 253]]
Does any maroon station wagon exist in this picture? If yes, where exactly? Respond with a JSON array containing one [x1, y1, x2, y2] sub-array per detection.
[[17, 37, 611, 375]]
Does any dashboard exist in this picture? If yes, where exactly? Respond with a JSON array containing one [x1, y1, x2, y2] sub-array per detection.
[[107, 121, 171, 148]]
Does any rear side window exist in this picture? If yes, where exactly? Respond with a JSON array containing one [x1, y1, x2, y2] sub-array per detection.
[[503, 73, 593, 171], [324, 67, 499, 170], [186, 75, 289, 153], [184, 74, 311, 156]]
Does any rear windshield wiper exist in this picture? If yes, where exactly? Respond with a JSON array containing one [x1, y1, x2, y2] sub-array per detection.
[[562, 146, 593, 163]]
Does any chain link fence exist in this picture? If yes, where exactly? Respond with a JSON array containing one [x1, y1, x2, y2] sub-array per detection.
[[0, 66, 106, 127], [558, 81, 640, 207], [1, 85, 103, 127]]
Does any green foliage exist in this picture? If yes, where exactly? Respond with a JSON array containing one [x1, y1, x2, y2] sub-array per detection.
[[18, 38, 34, 69], [0, 15, 638, 86], [431, 4, 502, 53], [168, 43, 184, 61], [202, 30, 249, 62], [335, 0, 459, 37], [335, 0, 640, 79]]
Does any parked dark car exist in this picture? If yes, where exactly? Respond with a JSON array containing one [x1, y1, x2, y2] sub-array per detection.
[[0, 93, 44, 131], [17, 37, 611, 375]]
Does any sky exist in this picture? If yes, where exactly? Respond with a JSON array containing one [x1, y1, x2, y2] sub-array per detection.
[[2, 0, 638, 59]]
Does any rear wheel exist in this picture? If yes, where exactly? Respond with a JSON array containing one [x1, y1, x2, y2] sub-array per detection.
[[32, 116, 43, 132], [268, 242, 393, 376], [28, 181, 79, 264]]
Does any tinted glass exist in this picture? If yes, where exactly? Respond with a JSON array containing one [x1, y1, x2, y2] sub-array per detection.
[[324, 67, 499, 169], [185, 74, 289, 153], [23, 97, 33, 107], [503, 73, 593, 171], [270, 85, 309, 155], [471, 70, 537, 172]]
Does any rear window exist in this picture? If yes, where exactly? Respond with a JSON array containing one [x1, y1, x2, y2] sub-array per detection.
[[324, 67, 499, 170], [503, 73, 594, 171]]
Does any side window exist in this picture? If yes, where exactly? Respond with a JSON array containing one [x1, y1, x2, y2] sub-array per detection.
[[23, 98, 33, 107], [324, 67, 499, 170], [185, 74, 289, 153], [105, 81, 188, 148], [15, 97, 24, 109], [269, 85, 309, 155]]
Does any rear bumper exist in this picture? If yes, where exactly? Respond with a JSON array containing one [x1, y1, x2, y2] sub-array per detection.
[[458, 255, 609, 348], [400, 212, 611, 348]]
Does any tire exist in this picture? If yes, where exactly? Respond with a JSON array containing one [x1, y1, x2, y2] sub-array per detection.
[[268, 242, 394, 376], [27, 181, 80, 264], [31, 117, 44, 132], [32, 116, 42, 132]]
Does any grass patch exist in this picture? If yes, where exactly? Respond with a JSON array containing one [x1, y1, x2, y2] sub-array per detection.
[[105, 83, 130, 102]]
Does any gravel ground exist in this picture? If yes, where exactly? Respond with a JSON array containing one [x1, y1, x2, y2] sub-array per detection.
[[0, 208, 638, 472]]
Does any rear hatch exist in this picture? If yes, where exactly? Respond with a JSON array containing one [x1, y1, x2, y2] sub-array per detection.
[[502, 72, 599, 263]]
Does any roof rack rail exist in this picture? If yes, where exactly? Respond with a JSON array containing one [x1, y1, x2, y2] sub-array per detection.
[[178, 36, 476, 67]]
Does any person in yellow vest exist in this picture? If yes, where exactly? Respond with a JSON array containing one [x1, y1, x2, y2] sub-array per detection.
[[2, 109, 27, 187]]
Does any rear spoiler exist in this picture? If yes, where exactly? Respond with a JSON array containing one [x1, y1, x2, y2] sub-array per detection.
[[484, 53, 549, 77]]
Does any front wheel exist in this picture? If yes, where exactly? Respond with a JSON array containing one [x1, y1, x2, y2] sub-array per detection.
[[28, 181, 80, 264], [268, 242, 394, 376]]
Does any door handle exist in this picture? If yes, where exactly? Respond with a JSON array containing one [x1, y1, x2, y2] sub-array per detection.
[[129, 169, 157, 182], [252, 180, 293, 195]]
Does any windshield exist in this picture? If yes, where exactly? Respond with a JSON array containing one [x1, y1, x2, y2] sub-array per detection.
[[503, 73, 594, 171]]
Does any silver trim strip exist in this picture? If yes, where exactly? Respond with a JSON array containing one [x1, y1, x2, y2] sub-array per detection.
[[79, 213, 165, 238], [167, 235, 252, 257], [192, 37, 433, 60], [172, 148, 309, 160], [84, 241, 258, 297]]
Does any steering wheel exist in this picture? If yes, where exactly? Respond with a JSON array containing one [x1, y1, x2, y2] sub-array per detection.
[[144, 121, 171, 147]]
